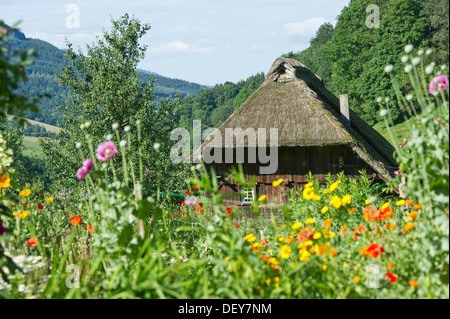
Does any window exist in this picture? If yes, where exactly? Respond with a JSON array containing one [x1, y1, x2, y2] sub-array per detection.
[[241, 187, 255, 204]]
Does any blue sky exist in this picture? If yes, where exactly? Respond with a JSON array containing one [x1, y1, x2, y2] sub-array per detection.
[[1, 0, 350, 86]]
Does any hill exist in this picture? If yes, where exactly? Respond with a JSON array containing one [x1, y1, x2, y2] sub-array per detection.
[[3, 24, 208, 126]]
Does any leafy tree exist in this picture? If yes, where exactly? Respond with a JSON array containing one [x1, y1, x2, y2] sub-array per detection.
[[41, 14, 189, 192]]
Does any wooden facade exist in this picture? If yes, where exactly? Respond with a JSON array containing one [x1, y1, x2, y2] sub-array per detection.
[[209, 145, 383, 204]]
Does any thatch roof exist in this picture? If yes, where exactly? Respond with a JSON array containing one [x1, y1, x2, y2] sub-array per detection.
[[197, 57, 397, 181]]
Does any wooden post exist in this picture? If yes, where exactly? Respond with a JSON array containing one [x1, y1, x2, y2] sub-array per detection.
[[340, 94, 351, 128], [135, 184, 144, 239]]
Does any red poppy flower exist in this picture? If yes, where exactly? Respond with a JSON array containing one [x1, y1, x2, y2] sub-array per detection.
[[228, 214, 232, 218], [234, 224, 239, 228], [181, 201, 185, 206], [194, 185, 199, 191], [70, 215, 82, 226], [38, 204, 44, 210], [227, 208, 232, 213], [199, 209, 204, 213], [185, 190, 191, 195], [26, 237, 38, 247], [198, 203, 203, 207], [171, 215, 175, 219], [385, 272, 398, 283], [85, 225, 95, 233], [23, 202, 29, 208]]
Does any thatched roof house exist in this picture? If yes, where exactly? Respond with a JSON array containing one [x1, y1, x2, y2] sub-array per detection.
[[197, 57, 397, 203]]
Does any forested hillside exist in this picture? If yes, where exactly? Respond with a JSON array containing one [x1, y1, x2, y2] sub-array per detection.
[[177, 73, 265, 131], [283, 0, 449, 125], [3, 24, 208, 126]]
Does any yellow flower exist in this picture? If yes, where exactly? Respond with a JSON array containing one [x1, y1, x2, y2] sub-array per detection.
[[354, 276, 360, 284], [365, 199, 371, 205], [396, 199, 405, 206], [342, 195, 352, 206], [245, 234, 256, 242], [258, 195, 267, 202], [313, 233, 322, 240], [278, 237, 285, 243], [0, 174, 11, 188], [305, 218, 315, 224], [299, 250, 311, 261], [15, 211, 30, 220], [19, 189, 31, 197], [321, 206, 329, 214], [225, 257, 230, 261], [280, 245, 291, 259], [291, 221, 302, 230], [325, 232, 335, 239], [324, 180, 341, 194], [330, 196, 342, 209], [312, 194, 321, 201], [304, 240, 313, 247], [381, 202, 390, 211], [266, 278, 271, 285], [305, 182, 313, 188], [322, 264, 328, 272], [44, 197, 54, 204], [344, 263, 349, 268], [303, 187, 314, 200], [272, 178, 283, 187]]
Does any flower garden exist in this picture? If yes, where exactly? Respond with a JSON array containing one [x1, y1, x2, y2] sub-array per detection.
[[0, 41, 449, 299]]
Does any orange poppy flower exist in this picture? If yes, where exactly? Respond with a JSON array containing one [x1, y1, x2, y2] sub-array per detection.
[[70, 215, 82, 226], [330, 248, 338, 256], [406, 199, 414, 206], [413, 204, 423, 210], [360, 243, 384, 258], [26, 237, 38, 247], [85, 225, 94, 233], [409, 280, 419, 287]]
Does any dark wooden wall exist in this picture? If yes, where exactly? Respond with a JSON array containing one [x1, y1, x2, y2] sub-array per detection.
[[207, 145, 381, 204]]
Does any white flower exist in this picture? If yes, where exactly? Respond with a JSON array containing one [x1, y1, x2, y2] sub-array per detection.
[[124, 125, 131, 132], [384, 65, 394, 73], [154, 143, 161, 150], [405, 65, 413, 73], [417, 49, 424, 56], [106, 134, 113, 141], [380, 109, 388, 117], [441, 64, 447, 71], [84, 121, 92, 128], [412, 57, 421, 66], [406, 94, 414, 101], [425, 63, 435, 75], [401, 56, 409, 63], [196, 164, 202, 170], [75, 142, 82, 149], [119, 140, 127, 148], [384, 97, 390, 103], [405, 44, 414, 54], [112, 123, 119, 130], [376, 97, 383, 103], [426, 49, 433, 55], [80, 124, 85, 130]]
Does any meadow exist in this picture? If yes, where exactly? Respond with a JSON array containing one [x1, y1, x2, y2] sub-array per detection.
[[0, 16, 449, 300]]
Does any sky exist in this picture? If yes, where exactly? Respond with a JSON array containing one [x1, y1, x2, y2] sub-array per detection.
[[1, 0, 350, 86]]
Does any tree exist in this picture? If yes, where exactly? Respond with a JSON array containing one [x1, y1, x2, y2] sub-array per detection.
[[41, 14, 189, 192]]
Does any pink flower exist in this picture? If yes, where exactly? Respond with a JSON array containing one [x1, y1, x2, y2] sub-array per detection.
[[96, 141, 117, 162], [429, 75, 449, 95], [394, 171, 399, 177], [76, 158, 93, 180], [0, 220, 5, 235], [184, 196, 197, 206], [83, 158, 93, 171]]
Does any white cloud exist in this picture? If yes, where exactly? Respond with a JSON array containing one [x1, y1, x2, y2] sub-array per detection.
[[283, 17, 328, 38], [150, 40, 213, 56]]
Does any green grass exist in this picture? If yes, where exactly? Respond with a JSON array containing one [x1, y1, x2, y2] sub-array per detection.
[[22, 136, 43, 157], [373, 106, 447, 145]]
